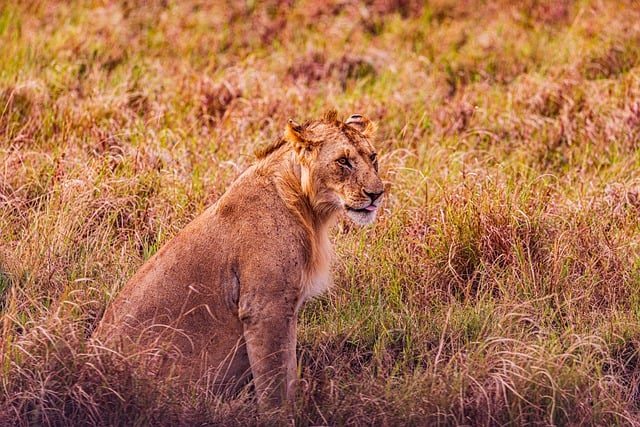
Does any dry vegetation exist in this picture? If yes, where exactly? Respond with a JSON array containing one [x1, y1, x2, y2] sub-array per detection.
[[1, 0, 640, 425]]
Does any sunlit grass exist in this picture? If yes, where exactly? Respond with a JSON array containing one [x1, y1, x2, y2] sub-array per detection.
[[1, 0, 640, 424]]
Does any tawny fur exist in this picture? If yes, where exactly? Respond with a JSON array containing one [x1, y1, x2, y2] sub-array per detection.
[[92, 110, 384, 408]]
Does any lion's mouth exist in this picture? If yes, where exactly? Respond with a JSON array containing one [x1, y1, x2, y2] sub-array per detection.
[[346, 204, 378, 213]]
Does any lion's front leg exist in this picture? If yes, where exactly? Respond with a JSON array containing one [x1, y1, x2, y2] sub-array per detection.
[[240, 301, 298, 409]]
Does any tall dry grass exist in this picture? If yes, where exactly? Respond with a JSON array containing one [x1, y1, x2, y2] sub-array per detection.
[[2, 0, 640, 425]]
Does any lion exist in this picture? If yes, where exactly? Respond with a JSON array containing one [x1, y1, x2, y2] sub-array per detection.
[[92, 110, 384, 408]]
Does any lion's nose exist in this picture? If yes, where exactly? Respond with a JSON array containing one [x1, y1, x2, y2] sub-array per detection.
[[364, 189, 384, 203]]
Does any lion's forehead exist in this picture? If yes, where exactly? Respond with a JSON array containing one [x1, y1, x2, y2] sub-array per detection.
[[346, 139, 375, 160], [328, 133, 374, 158], [310, 122, 374, 155]]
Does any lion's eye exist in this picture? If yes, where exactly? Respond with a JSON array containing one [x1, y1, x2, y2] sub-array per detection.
[[337, 157, 351, 168], [370, 153, 378, 171]]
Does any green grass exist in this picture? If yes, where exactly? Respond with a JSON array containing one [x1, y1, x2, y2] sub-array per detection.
[[2, 0, 640, 424]]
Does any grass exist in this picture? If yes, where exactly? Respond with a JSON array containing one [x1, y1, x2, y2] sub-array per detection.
[[2, 0, 640, 424]]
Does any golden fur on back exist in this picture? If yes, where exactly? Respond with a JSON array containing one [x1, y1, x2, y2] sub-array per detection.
[[92, 110, 384, 408]]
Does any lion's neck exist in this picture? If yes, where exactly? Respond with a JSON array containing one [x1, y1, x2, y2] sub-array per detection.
[[265, 151, 337, 307], [276, 151, 339, 227]]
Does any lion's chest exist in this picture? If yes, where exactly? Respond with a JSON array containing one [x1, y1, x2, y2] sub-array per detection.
[[298, 231, 333, 310]]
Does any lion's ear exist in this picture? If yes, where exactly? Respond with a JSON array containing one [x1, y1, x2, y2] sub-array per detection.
[[284, 119, 309, 155], [345, 114, 377, 138]]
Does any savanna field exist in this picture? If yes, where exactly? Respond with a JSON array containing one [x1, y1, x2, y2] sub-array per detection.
[[1, 0, 640, 425]]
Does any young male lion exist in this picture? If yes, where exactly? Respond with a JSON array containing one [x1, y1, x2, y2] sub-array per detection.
[[93, 110, 384, 407]]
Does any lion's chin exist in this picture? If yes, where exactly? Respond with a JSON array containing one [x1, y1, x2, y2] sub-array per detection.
[[345, 208, 378, 226]]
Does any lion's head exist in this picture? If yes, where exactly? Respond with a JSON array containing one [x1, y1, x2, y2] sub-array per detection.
[[284, 110, 384, 226]]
